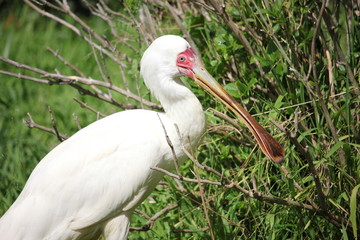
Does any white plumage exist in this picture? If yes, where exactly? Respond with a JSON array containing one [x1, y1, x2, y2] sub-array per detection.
[[0, 35, 284, 239], [0, 35, 205, 239]]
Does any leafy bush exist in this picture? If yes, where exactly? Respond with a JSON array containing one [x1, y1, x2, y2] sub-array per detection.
[[0, 0, 359, 239]]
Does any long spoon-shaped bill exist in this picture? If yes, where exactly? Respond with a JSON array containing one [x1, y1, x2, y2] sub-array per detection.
[[193, 62, 285, 163]]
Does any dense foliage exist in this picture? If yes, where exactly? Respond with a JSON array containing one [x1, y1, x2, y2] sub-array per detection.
[[0, 0, 359, 239]]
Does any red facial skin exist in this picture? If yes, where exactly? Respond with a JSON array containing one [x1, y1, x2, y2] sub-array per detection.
[[176, 48, 197, 79]]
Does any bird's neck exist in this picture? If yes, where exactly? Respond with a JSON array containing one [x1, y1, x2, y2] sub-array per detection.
[[156, 77, 206, 147]]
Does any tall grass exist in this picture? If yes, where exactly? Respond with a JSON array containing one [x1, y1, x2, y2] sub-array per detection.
[[0, 1, 359, 239]]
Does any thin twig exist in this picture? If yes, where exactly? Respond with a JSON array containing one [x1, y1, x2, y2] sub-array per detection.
[[156, 114, 182, 179], [130, 204, 178, 231], [24, 0, 125, 67], [172, 227, 209, 233], [48, 106, 64, 142], [0, 56, 162, 110], [73, 98, 107, 118], [160, 0, 201, 57], [72, 113, 82, 130], [99, 0, 133, 23], [151, 166, 229, 186], [47, 47, 85, 77], [23, 113, 69, 141]]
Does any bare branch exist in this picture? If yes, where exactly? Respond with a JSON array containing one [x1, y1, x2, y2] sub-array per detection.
[[156, 114, 182, 179], [23, 113, 69, 141], [130, 204, 178, 231], [72, 114, 82, 130], [24, 0, 125, 67], [172, 227, 209, 233], [47, 47, 85, 77], [0, 57, 162, 110], [47, 106, 64, 142], [73, 98, 107, 118]]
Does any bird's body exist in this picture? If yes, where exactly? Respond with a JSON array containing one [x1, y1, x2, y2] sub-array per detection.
[[0, 36, 206, 239], [0, 35, 284, 239], [1, 109, 204, 239]]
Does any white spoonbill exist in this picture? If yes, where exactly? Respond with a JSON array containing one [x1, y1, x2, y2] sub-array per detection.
[[0, 35, 284, 239]]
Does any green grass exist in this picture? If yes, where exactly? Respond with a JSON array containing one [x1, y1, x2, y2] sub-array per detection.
[[1, 1, 359, 239]]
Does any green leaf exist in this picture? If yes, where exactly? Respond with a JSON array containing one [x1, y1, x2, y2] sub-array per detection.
[[297, 128, 316, 142], [350, 184, 360, 239], [304, 219, 311, 230], [266, 214, 275, 228], [325, 141, 344, 158], [329, 198, 347, 213], [224, 82, 240, 98], [341, 226, 349, 240], [274, 95, 285, 109]]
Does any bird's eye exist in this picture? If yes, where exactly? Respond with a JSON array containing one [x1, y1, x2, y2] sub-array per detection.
[[179, 56, 186, 62]]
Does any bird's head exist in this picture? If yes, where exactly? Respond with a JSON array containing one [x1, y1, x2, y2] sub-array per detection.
[[140, 35, 212, 82], [141, 35, 191, 80], [141, 35, 285, 163]]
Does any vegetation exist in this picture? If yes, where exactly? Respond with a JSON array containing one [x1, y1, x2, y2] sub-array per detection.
[[0, 0, 359, 239]]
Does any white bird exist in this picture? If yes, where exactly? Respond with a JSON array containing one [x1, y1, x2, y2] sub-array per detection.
[[0, 35, 284, 239]]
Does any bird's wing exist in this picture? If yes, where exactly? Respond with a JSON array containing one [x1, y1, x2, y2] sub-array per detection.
[[1, 109, 177, 237]]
